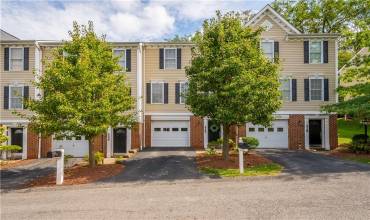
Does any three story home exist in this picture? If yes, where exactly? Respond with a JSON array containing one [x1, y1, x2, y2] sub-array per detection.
[[0, 5, 338, 159]]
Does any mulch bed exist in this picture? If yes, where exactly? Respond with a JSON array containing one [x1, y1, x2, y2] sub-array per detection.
[[0, 159, 37, 170], [196, 151, 274, 169], [25, 164, 123, 188]]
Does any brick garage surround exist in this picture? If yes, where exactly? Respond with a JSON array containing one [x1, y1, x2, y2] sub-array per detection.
[[288, 115, 305, 150], [27, 128, 39, 159], [329, 114, 338, 150], [190, 116, 204, 148], [92, 134, 107, 156], [41, 135, 52, 158], [131, 123, 142, 149], [145, 115, 151, 147]]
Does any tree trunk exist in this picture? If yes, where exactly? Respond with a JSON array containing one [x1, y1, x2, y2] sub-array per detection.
[[222, 124, 230, 161], [365, 124, 368, 143], [88, 138, 96, 168]]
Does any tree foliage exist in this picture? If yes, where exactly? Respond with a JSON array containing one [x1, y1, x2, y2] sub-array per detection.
[[25, 22, 136, 166], [186, 11, 281, 160], [165, 34, 192, 43]]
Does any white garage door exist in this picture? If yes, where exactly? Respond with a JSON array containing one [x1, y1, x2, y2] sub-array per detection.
[[152, 121, 190, 147], [52, 136, 89, 157], [247, 120, 288, 149]]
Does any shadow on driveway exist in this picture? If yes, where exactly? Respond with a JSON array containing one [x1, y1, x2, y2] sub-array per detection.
[[100, 147, 210, 183], [258, 149, 370, 177]]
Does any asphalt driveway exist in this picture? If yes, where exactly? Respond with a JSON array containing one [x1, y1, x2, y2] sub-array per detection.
[[258, 149, 370, 176], [102, 147, 207, 183], [0, 159, 56, 192]]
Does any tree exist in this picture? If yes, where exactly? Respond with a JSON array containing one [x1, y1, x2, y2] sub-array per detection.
[[185, 11, 281, 160], [322, 54, 370, 137], [165, 34, 192, 43], [25, 22, 136, 167]]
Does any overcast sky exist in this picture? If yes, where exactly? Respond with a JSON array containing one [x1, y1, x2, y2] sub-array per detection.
[[1, 0, 272, 41]]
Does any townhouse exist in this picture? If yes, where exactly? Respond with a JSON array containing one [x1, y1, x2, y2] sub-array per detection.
[[0, 5, 338, 159]]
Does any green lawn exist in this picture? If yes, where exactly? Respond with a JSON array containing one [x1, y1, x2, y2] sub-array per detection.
[[348, 157, 370, 165], [337, 118, 364, 145], [200, 163, 282, 177]]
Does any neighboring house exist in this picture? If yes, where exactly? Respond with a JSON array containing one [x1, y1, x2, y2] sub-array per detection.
[[1, 29, 19, 41], [0, 4, 339, 159]]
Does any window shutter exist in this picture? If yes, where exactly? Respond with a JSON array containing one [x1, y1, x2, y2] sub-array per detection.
[[274, 41, 279, 63], [291, 79, 297, 101], [146, 83, 151, 104], [164, 83, 168, 104], [23, 86, 29, 109], [304, 41, 309, 63], [4, 48, 9, 71], [304, 79, 310, 101], [4, 86, 9, 109], [323, 41, 328, 63], [129, 87, 132, 96], [159, 48, 164, 69], [126, 49, 131, 72], [177, 48, 181, 69], [24, 47, 29, 71], [175, 83, 180, 104], [324, 79, 329, 101]]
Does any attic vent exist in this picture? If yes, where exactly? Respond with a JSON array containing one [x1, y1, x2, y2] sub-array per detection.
[[261, 20, 273, 31]]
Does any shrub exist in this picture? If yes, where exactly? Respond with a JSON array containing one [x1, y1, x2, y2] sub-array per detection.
[[83, 151, 105, 164], [349, 134, 369, 153], [0, 145, 22, 152], [216, 138, 236, 149], [206, 146, 217, 155], [208, 140, 220, 149], [115, 155, 124, 164], [241, 137, 259, 149], [64, 154, 74, 164]]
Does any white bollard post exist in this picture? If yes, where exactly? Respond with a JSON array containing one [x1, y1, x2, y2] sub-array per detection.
[[56, 149, 64, 185], [239, 149, 244, 174]]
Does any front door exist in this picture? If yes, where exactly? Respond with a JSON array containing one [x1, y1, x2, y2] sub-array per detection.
[[113, 128, 127, 153], [10, 128, 23, 152], [208, 120, 221, 142], [309, 120, 322, 147]]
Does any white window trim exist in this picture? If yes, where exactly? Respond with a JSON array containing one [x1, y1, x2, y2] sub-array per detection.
[[179, 81, 188, 104], [279, 77, 292, 102], [151, 81, 165, 104], [261, 40, 274, 61], [113, 48, 126, 70], [9, 85, 24, 110], [309, 76, 324, 101], [309, 41, 324, 64], [164, 48, 177, 70], [9, 47, 24, 71]]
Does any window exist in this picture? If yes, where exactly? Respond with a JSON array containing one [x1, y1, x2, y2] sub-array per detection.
[[261, 41, 274, 61], [172, 128, 179, 131], [279, 78, 291, 101], [151, 82, 164, 104], [154, 128, 161, 132], [181, 128, 188, 132], [268, 128, 274, 132], [180, 82, 188, 104], [163, 128, 170, 132], [113, 49, 126, 69], [309, 41, 323, 64], [249, 127, 255, 132], [10, 48, 24, 71], [164, 48, 177, 69], [277, 128, 284, 132], [310, 78, 324, 101], [258, 128, 264, 132], [9, 86, 23, 109]]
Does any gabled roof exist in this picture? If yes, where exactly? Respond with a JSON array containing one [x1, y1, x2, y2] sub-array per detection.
[[245, 4, 301, 34], [0, 29, 19, 40], [339, 47, 369, 74]]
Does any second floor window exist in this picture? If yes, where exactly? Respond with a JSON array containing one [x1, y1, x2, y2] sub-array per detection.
[[279, 79, 291, 101], [113, 49, 126, 69], [10, 86, 24, 109], [151, 82, 164, 104], [164, 48, 177, 69], [10, 48, 24, 71], [261, 41, 274, 61], [180, 82, 188, 104], [309, 41, 322, 64], [310, 78, 324, 101]]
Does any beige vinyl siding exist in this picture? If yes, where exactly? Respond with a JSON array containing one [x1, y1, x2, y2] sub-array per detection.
[[0, 44, 36, 120], [144, 45, 192, 113], [255, 15, 337, 111]]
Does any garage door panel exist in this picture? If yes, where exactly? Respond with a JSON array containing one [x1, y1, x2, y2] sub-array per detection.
[[152, 121, 190, 147], [52, 136, 89, 157], [247, 120, 288, 149]]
